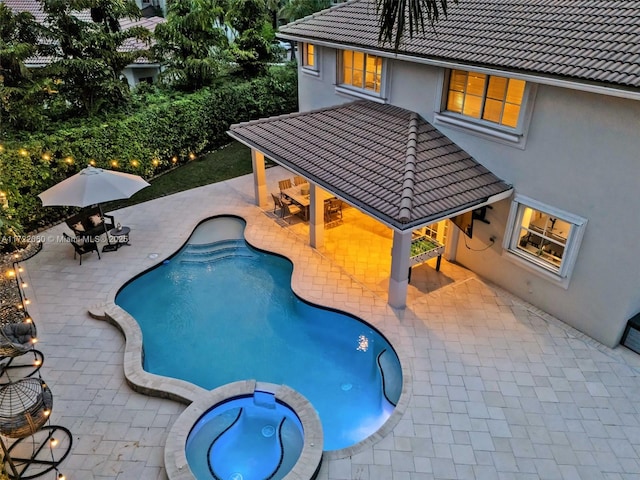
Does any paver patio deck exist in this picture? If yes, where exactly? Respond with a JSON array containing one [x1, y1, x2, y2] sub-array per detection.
[[19, 166, 640, 479]]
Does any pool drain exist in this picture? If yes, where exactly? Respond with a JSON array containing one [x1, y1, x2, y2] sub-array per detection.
[[229, 473, 243, 480], [341, 383, 353, 391], [262, 425, 275, 437]]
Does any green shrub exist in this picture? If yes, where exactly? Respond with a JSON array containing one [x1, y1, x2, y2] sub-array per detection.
[[0, 65, 298, 236]]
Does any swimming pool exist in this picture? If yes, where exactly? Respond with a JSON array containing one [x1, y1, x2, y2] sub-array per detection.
[[116, 216, 402, 451]]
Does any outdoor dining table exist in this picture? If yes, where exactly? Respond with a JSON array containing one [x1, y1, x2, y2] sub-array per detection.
[[281, 185, 311, 220], [281, 184, 336, 221]]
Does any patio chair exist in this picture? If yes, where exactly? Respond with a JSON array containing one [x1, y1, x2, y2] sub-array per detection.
[[278, 179, 292, 192], [0, 321, 37, 359], [324, 198, 343, 222], [63, 232, 100, 265], [271, 193, 285, 217], [282, 202, 302, 223], [293, 175, 306, 186]]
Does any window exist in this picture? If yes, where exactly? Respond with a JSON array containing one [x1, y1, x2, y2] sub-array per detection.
[[503, 195, 587, 284], [341, 50, 383, 94], [302, 43, 316, 70], [447, 69, 526, 128]]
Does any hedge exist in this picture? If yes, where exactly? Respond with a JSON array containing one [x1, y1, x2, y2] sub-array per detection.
[[0, 65, 298, 234]]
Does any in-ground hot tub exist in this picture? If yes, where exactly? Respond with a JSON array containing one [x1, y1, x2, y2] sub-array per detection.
[[165, 381, 322, 480]]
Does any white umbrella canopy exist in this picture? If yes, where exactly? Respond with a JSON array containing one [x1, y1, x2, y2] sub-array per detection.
[[38, 165, 150, 207]]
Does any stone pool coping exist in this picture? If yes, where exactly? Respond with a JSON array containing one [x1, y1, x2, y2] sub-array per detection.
[[87, 210, 412, 466], [163, 380, 323, 480]]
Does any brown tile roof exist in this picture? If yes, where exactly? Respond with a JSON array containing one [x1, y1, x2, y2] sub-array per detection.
[[279, 0, 640, 89], [229, 101, 512, 231]]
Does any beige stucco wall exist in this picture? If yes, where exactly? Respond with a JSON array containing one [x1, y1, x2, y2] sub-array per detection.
[[297, 45, 640, 348]]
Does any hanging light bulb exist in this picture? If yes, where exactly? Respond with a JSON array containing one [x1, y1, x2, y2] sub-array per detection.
[[43, 409, 51, 417], [50, 437, 59, 447], [57, 473, 65, 480], [24, 317, 32, 323], [21, 281, 28, 288], [18, 267, 23, 273], [24, 298, 31, 305], [31, 337, 38, 344], [6, 270, 15, 277], [34, 358, 42, 366]]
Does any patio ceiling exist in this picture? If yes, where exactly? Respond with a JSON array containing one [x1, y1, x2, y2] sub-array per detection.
[[228, 100, 513, 231]]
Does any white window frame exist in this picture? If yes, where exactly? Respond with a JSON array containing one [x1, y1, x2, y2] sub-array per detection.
[[335, 49, 387, 101], [301, 43, 319, 77], [434, 69, 537, 149], [502, 194, 587, 288]]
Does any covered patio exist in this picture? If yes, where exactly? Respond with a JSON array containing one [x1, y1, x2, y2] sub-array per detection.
[[228, 100, 513, 308]]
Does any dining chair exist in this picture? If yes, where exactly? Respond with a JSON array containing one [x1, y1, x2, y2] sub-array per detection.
[[278, 179, 292, 191], [293, 175, 306, 186], [282, 202, 302, 223], [324, 198, 343, 222]]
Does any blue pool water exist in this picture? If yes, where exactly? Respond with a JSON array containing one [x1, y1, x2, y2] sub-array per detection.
[[116, 216, 402, 451], [186, 391, 304, 480]]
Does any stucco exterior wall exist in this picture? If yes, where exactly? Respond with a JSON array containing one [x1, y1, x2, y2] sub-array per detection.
[[448, 86, 640, 348], [296, 46, 640, 348], [122, 66, 161, 88]]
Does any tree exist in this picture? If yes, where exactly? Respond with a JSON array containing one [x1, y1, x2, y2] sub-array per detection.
[[39, 0, 152, 117], [0, 4, 48, 131], [227, 0, 276, 76], [279, 0, 329, 24], [153, 0, 230, 91], [376, 0, 455, 50]]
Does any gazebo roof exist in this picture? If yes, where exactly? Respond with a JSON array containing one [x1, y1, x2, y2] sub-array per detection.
[[228, 101, 512, 231]]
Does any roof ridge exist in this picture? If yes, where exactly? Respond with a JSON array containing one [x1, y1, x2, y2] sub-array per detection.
[[398, 112, 420, 223]]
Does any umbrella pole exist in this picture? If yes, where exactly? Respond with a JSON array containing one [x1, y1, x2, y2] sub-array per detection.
[[97, 204, 112, 245]]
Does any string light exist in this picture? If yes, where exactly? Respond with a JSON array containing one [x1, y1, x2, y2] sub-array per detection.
[[188, 152, 196, 160], [43, 409, 50, 417], [171, 156, 178, 163], [0, 144, 4, 152], [89, 159, 96, 166], [152, 158, 159, 166], [111, 160, 119, 168], [57, 473, 65, 480], [50, 437, 59, 447], [19, 148, 28, 157], [34, 358, 42, 366], [31, 337, 38, 344], [42, 153, 51, 161], [64, 156, 74, 164], [23, 298, 31, 305], [131, 160, 139, 168]]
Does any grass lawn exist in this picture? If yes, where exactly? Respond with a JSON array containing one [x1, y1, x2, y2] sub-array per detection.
[[104, 141, 253, 212]]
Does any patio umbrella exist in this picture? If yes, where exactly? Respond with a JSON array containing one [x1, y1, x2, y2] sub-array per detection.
[[38, 165, 150, 208]]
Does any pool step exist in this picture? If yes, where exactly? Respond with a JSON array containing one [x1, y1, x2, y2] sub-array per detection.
[[180, 239, 257, 265]]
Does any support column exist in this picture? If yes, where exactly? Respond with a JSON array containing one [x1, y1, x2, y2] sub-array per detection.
[[251, 149, 268, 208], [309, 183, 324, 248], [388, 229, 412, 309]]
